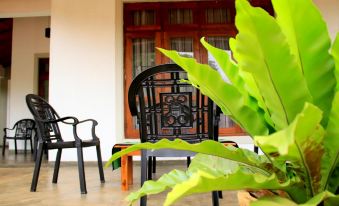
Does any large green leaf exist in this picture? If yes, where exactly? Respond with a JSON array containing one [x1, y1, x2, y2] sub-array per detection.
[[126, 169, 188, 205], [105, 139, 275, 175], [299, 191, 339, 206], [126, 154, 238, 205], [232, 0, 312, 130], [272, 0, 336, 125], [200, 37, 255, 100], [332, 34, 339, 90], [250, 191, 339, 206], [164, 168, 297, 206], [322, 92, 339, 193], [250, 196, 298, 206], [255, 103, 325, 199], [200, 38, 240, 87], [228, 37, 275, 130], [200, 37, 274, 128], [158, 48, 269, 136]]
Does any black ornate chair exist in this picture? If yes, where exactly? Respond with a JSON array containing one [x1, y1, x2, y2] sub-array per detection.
[[26, 94, 105, 194], [128, 64, 223, 206], [2, 119, 36, 155]]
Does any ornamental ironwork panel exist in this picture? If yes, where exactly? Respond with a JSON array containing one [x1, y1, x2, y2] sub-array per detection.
[[160, 92, 192, 128]]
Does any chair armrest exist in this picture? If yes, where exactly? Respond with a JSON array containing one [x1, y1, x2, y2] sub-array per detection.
[[43, 116, 85, 142], [4, 127, 14, 132], [60, 116, 79, 125], [38, 116, 79, 125], [37, 116, 81, 141], [77, 119, 98, 126], [4, 121, 17, 132], [73, 119, 99, 141]]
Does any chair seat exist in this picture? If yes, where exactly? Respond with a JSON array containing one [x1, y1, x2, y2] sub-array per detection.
[[4, 136, 32, 140], [145, 149, 196, 157], [46, 139, 100, 149]]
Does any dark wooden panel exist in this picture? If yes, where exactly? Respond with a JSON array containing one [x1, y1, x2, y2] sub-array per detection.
[[0, 18, 13, 68]]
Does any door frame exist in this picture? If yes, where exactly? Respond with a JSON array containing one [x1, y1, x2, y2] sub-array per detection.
[[34, 53, 49, 100]]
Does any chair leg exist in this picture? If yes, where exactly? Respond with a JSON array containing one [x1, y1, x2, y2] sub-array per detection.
[[76, 146, 87, 194], [33, 135, 38, 160], [147, 157, 152, 180], [52, 148, 62, 183], [14, 139, 17, 154], [254, 146, 259, 154], [152, 156, 156, 173], [24, 139, 27, 155], [31, 142, 44, 192], [218, 191, 223, 199], [44, 147, 49, 160], [187, 156, 191, 167], [140, 150, 148, 206], [96, 145, 105, 183], [33, 138, 38, 160], [30, 138, 34, 154], [212, 191, 219, 206], [2, 137, 6, 156]]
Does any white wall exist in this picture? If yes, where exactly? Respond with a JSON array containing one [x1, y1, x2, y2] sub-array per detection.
[[314, 0, 339, 40], [50, 0, 116, 161], [8, 17, 50, 150], [115, 0, 125, 146]]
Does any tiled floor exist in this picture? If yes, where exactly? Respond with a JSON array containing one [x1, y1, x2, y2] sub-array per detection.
[[0, 148, 239, 206]]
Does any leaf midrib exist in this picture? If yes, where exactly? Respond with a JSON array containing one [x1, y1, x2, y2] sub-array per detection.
[[240, 2, 290, 127], [295, 138, 314, 198], [263, 59, 289, 125]]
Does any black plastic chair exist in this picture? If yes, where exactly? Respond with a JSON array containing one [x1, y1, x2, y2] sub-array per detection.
[[26, 94, 105, 194], [2, 119, 36, 155], [128, 64, 222, 206]]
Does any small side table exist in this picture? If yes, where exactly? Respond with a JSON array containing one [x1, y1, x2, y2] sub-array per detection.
[[112, 143, 140, 191]]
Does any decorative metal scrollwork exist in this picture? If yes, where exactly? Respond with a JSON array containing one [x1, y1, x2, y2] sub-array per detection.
[[160, 92, 192, 128]]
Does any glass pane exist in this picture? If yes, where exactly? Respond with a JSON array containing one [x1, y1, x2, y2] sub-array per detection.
[[206, 36, 230, 74], [132, 38, 155, 78], [170, 37, 193, 58], [219, 115, 235, 128], [169, 9, 193, 24], [132, 38, 156, 130], [170, 37, 193, 92], [206, 36, 229, 50], [205, 8, 231, 24], [133, 10, 156, 26], [206, 36, 235, 130]]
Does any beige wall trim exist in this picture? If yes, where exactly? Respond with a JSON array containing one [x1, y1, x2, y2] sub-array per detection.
[[0, 0, 51, 18]]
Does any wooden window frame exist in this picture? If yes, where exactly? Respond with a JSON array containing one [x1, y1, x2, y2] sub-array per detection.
[[124, 32, 162, 138], [123, 1, 272, 138]]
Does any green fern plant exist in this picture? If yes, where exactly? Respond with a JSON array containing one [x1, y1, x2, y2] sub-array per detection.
[[106, 0, 339, 205]]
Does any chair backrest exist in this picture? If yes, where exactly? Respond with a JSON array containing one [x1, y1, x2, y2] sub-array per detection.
[[26, 94, 62, 142], [13, 119, 35, 138], [128, 64, 219, 143]]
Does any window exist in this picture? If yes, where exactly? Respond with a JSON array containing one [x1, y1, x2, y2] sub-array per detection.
[[123, 1, 272, 138]]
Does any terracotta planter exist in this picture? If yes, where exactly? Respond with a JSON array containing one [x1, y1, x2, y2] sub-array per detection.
[[237, 191, 257, 206], [237, 190, 290, 205]]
